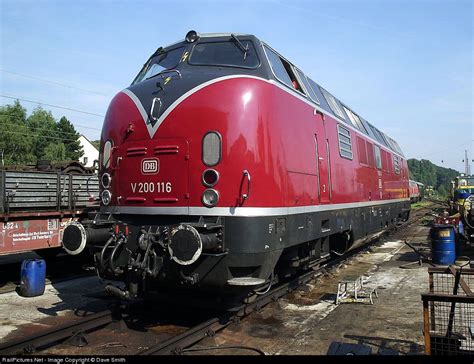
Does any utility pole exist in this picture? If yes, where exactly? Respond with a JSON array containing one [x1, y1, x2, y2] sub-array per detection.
[[465, 149, 471, 175]]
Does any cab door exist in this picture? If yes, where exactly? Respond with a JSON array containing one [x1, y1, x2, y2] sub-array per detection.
[[314, 112, 331, 204]]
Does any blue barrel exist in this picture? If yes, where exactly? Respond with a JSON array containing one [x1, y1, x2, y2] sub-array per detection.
[[431, 224, 456, 265], [20, 259, 46, 297], [457, 191, 471, 200]]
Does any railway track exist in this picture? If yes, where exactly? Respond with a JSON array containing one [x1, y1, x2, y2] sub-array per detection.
[[0, 310, 116, 354], [0, 201, 443, 356], [390, 201, 443, 235], [138, 203, 444, 355]]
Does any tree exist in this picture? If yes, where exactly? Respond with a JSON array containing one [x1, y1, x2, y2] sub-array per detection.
[[91, 140, 100, 150], [437, 184, 448, 198], [57, 116, 83, 160], [43, 143, 66, 162], [408, 158, 459, 196], [0, 100, 35, 165], [27, 106, 58, 159], [0, 101, 90, 166]]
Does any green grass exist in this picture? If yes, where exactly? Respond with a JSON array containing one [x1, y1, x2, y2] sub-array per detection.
[[411, 200, 433, 210]]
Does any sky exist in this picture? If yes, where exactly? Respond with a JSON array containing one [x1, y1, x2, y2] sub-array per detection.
[[1, 0, 472, 172]]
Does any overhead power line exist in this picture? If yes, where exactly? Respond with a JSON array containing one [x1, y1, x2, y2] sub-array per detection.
[[0, 129, 83, 143], [26, 123, 101, 135], [0, 94, 105, 118], [0, 69, 111, 97], [0, 119, 92, 138], [0, 114, 101, 132], [415, 139, 473, 159]]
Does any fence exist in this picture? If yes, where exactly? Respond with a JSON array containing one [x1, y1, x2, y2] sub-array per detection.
[[422, 267, 474, 355]]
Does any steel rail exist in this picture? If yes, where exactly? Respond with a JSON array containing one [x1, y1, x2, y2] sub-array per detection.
[[138, 266, 323, 355], [0, 309, 115, 355], [138, 230, 396, 355]]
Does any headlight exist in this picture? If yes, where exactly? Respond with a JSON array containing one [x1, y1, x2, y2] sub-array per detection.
[[202, 189, 219, 207], [202, 132, 221, 166], [101, 173, 112, 188], [102, 140, 113, 169], [202, 169, 219, 187], [101, 190, 112, 205]]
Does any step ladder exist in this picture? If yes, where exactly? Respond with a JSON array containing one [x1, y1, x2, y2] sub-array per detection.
[[336, 275, 378, 305]]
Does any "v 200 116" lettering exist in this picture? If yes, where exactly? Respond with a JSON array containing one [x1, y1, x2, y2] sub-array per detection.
[[130, 182, 172, 193]]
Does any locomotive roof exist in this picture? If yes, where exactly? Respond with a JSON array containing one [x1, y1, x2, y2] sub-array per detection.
[[154, 32, 405, 158], [164, 33, 254, 49], [200, 32, 250, 37], [256, 39, 405, 158]]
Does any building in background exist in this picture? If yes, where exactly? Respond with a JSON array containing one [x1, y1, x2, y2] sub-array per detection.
[[78, 135, 99, 168]]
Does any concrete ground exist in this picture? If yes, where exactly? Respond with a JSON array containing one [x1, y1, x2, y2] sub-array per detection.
[[198, 225, 435, 355], [0, 275, 110, 342], [1, 215, 467, 356]]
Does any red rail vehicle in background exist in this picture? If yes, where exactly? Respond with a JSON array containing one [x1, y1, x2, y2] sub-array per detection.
[[0, 162, 99, 258], [409, 180, 421, 203], [62, 31, 410, 302]]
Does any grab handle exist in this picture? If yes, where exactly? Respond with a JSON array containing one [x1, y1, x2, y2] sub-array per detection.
[[150, 97, 162, 121], [158, 69, 182, 80], [242, 170, 251, 200]]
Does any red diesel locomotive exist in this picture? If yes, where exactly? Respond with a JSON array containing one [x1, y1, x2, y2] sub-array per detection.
[[62, 31, 410, 299]]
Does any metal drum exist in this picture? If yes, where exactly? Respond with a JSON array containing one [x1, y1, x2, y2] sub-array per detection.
[[431, 224, 456, 265], [456, 190, 471, 200], [20, 259, 46, 297]]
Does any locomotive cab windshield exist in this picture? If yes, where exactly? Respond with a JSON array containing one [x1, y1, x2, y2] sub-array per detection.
[[132, 46, 185, 85], [188, 39, 260, 69]]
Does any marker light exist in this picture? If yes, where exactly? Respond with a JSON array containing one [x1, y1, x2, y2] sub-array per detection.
[[101, 190, 112, 205], [202, 169, 219, 187], [202, 189, 219, 208], [101, 173, 112, 188]]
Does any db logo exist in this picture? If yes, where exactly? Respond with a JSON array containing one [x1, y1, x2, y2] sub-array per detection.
[[141, 158, 159, 175]]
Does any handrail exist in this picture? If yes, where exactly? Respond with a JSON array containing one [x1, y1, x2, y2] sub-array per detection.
[[428, 266, 474, 275], [242, 170, 251, 201]]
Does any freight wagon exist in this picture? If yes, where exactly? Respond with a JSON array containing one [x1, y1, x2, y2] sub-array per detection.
[[0, 162, 99, 257]]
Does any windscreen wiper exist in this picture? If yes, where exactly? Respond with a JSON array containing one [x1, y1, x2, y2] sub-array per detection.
[[132, 47, 165, 85], [231, 34, 249, 60], [146, 69, 182, 83], [142, 47, 164, 70]]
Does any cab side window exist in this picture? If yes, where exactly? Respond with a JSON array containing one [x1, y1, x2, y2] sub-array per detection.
[[264, 45, 305, 94]]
